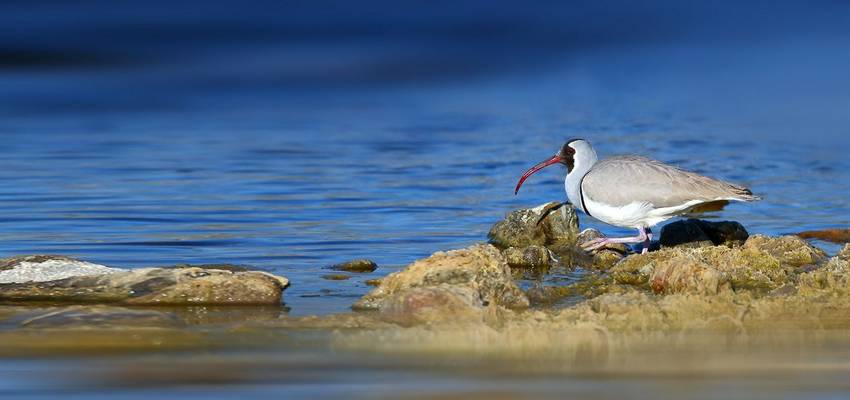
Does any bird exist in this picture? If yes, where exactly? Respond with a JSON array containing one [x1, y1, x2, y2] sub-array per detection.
[[514, 138, 760, 254]]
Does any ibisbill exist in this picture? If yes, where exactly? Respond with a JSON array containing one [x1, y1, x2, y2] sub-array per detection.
[[514, 139, 760, 254]]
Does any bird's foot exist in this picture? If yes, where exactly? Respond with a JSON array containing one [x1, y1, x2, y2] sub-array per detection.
[[581, 228, 652, 253], [580, 237, 611, 252], [580, 236, 643, 252]]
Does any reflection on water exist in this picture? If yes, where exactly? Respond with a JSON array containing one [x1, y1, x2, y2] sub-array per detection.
[[2, 304, 850, 400]]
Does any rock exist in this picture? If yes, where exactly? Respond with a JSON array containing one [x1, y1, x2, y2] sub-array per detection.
[[365, 278, 382, 286], [377, 286, 485, 326], [488, 202, 579, 249], [796, 228, 850, 244], [660, 219, 749, 249], [838, 244, 850, 260], [0, 255, 123, 284], [321, 274, 351, 281], [503, 245, 552, 270], [611, 237, 815, 294], [0, 265, 290, 305], [353, 244, 529, 317], [575, 228, 628, 270], [743, 234, 827, 267], [331, 259, 378, 273]]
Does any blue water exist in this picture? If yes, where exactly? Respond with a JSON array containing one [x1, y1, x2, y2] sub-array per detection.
[[2, 1, 850, 315]]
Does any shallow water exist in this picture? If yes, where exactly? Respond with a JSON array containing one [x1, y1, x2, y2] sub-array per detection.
[[2, 1, 850, 397]]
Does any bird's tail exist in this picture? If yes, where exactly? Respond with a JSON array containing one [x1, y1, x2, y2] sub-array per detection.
[[730, 185, 761, 202]]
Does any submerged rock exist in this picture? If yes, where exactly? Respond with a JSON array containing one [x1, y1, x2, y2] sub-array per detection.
[[0, 258, 290, 305], [353, 244, 528, 323], [321, 274, 351, 281], [488, 202, 579, 249], [364, 278, 382, 287], [0, 255, 123, 284], [331, 259, 378, 273], [796, 228, 850, 244], [660, 219, 749, 249]]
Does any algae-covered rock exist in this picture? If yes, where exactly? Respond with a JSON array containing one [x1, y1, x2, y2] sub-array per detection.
[[660, 219, 749, 249], [488, 202, 579, 249], [611, 235, 829, 295], [743, 234, 827, 267], [331, 259, 378, 273], [503, 245, 552, 270], [0, 266, 290, 305], [353, 244, 529, 316]]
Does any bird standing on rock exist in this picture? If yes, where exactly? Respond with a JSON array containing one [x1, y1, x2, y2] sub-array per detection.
[[514, 139, 760, 254]]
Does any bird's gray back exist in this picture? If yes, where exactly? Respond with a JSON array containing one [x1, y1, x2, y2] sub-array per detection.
[[581, 155, 754, 208]]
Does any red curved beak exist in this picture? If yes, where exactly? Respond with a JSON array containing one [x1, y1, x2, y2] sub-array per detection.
[[514, 154, 561, 195]]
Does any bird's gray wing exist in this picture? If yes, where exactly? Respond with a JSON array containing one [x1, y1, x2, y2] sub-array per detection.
[[581, 156, 756, 208]]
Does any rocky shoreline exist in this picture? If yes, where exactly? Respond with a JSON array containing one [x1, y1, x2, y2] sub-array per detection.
[[1, 203, 849, 357]]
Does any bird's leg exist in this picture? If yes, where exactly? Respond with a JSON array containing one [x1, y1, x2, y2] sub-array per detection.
[[581, 228, 649, 252], [641, 227, 653, 254]]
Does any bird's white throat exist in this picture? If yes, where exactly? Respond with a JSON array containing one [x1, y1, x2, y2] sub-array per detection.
[[564, 140, 598, 211]]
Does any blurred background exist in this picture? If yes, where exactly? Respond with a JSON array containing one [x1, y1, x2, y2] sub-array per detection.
[[2, 0, 850, 315]]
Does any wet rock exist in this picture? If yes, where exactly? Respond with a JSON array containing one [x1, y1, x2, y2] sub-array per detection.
[[353, 244, 529, 317], [575, 228, 628, 270], [796, 228, 850, 244], [364, 278, 382, 287], [331, 259, 378, 273], [0, 255, 123, 284], [488, 202, 579, 249], [0, 266, 289, 305], [321, 274, 351, 281], [503, 245, 552, 270], [660, 219, 749, 249]]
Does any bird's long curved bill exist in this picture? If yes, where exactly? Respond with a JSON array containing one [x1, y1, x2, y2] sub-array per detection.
[[514, 155, 561, 194]]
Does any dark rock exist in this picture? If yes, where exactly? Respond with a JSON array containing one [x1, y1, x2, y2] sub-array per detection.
[[488, 202, 579, 249], [364, 278, 382, 287], [331, 259, 378, 273], [660, 219, 749, 249]]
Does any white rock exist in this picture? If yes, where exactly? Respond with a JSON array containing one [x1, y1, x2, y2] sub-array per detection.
[[0, 258, 124, 284]]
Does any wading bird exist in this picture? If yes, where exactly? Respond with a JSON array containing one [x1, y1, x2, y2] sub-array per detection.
[[514, 139, 760, 253]]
